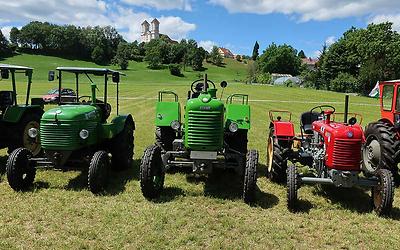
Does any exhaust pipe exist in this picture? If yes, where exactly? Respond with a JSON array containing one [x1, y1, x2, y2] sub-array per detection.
[[344, 95, 349, 124]]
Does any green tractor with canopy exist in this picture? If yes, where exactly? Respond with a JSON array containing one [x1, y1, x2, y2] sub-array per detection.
[[140, 75, 258, 203], [0, 64, 44, 157], [6, 67, 135, 193]]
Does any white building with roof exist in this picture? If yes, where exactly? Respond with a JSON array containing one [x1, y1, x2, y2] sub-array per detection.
[[141, 19, 160, 43]]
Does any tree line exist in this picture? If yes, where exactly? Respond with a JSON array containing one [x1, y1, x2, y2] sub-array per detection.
[[0, 21, 230, 75], [250, 22, 400, 95]]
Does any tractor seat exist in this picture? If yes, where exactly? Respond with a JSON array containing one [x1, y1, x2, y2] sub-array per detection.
[[97, 102, 111, 122], [300, 111, 320, 134], [0, 91, 14, 112]]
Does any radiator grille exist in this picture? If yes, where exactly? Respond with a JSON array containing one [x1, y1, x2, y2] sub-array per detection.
[[332, 139, 362, 168], [187, 110, 223, 150]]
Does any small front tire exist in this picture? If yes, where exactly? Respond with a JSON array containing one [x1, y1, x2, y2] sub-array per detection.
[[6, 148, 36, 191], [372, 169, 394, 216], [140, 145, 165, 199], [243, 149, 258, 204], [88, 151, 111, 194]]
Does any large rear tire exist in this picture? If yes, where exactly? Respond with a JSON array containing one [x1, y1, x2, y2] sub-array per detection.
[[140, 145, 165, 199], [9, 112, 42, 157], [111, 119, 135, 171], [88, 151, 110, 194], [372, 169, 394, 216], [287, 163, 298, 211], [243, 149, 258, 203], [267, 130, 289, 183], [6, 148, 36, 191], [362, 121, 399, 175]]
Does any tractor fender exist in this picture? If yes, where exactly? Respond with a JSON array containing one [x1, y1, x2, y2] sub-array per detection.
[[378, 118, 394, 127], [225, 103, 251, 130], [111, 114, 135, 135], [271, 121, 295, 138], [155, 101, 181, 127], [3, 105, 44, 123]]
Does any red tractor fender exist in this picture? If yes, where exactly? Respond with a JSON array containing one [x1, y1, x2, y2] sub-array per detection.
[[268, 110, 295, 139], [270, 121, 295, 138]]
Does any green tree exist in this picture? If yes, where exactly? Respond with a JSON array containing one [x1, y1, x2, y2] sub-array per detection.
[[331, 72, 360, 93], [210, 46, 223, 66], [112, 42, 130, 70], [235, 55, 242, 62], [252, 41, 259, 60], [144, 39, 169, 69], [258, 43, 301, 75], [9, 27, 20, 45], [298, 50, 306, 58], [91, 45, 106, 65], [0, 30, 10, 57], [191, 47, 206, 71]]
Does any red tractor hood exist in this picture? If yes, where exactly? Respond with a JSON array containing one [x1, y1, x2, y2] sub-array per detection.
[[312, 120, 364, 171]]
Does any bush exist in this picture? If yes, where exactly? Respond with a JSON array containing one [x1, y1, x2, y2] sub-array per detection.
[[256, 72, 272, 84], [330, 72, 360, 93], [169, 64, 183, 77]]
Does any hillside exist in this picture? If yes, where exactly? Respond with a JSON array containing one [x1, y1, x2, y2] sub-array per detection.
[[0, 53, 248, 85]]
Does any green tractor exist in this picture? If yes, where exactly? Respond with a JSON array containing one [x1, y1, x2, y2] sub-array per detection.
[[140, 75, 258, 203], [0, 64, 44, 157], [6, 67, 135, 193]]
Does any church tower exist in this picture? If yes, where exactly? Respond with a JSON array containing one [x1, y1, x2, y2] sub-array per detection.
[[151, 18, 160, 40], [141, 20, 150, 43]]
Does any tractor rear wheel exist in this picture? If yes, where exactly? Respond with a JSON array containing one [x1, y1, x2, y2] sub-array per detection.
[[156, 127, 176, 151], [140, 145, 165, 199], [267, 130, 289, 183], [287, 163, 298, 211], [243, 149, 258, 203], [6, 148, 36, 191], [88, 151, 110, 194], [111, 119, 134, 171], [372, 169, 394, 216], [9, 113, 42, 157], [362, 121, 399, 176]]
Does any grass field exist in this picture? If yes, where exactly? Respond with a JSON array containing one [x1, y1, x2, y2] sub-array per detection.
[[0, 54, 399, 249]]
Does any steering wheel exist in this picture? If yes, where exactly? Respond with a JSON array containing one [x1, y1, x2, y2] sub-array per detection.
[[310, 105, 336, 115], [190, 79, 216, 93], [78, 96, 92, 103]]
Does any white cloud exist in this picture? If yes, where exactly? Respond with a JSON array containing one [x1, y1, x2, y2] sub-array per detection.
[[313, 50, 322, 58], [122, 0, 192, 11], [369, 14, 400, 31], [158, 16, 196, 40], [208, 0, 400, 22], [325, 36, 336, 46], [0, 0, 196, 42], [199, 40, 218, 52]]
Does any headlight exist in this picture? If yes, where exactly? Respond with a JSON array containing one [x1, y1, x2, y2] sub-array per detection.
[[79, 129, 89, 139], [229, 122, 238, 133], [28, 128, 38, 138], [170, 120, 181, 130]]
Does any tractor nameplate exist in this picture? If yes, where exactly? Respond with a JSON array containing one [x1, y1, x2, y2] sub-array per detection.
[[190, 151, 217, 160]]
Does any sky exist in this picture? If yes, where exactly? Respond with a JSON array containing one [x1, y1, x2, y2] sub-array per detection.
[[0, 0, 400, 58]]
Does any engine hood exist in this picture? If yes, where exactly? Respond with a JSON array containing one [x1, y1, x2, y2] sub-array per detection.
[[312, 120, 364, 140], [42, 104, 101, 121]]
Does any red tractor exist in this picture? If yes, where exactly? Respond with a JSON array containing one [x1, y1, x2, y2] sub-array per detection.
[[267, 96, 394, 215], [363, 80, 400, 183]]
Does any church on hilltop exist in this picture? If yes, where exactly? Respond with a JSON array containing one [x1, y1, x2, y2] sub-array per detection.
[[141, 19, 160, 43]]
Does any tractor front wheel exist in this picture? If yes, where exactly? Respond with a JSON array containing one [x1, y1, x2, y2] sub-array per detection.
[[6, 148, 36, 191], [156, 127, 176, 151], [243, 149, 258, 204], [140, 145, 165, 199], [111, 119, 135, 171], [287, 163, 298, 211], [362, 122, 399, 175], [267, 131, 289, 183], [88, 151, 111, 194], [372, 169, 394, 216]]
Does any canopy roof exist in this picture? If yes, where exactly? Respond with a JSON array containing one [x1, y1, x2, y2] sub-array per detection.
[[56, 67, 125, 75], [0, 64, 33, 71]]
